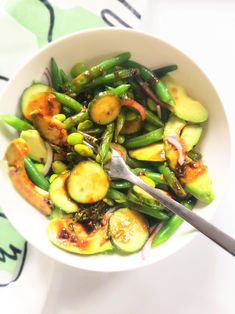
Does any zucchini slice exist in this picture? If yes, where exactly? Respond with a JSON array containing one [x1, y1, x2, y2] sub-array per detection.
[[47, 216, 112, 255], [120, 115, 142, 135], [21, 83, 60, 121], [109, 208, 149, 253], [49, 172, 79, 213], [89, 92, 120, 125], [67, 161, 109, 204]]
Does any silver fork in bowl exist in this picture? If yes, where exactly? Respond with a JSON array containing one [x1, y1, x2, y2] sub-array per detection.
[[106, 148, 235, 256]]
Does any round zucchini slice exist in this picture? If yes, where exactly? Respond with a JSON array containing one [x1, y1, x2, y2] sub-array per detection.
[[120, 115, 142, 135], [49, 172, 79, 213], [89, 92, 120, 125], [109, 208, 149, 253], [67, 161, 109, 204], [47, 216, 113, 255], [21, 83, 60, 121]]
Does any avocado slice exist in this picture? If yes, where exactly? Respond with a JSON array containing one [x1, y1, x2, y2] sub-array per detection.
[[181, 124, 202, 152], [128, 143, 165, 162], [184, 170, 214, 204], [164, 115, 186, 136], [20, 130, 47, 163], [47, 217, 113, 255], [162, 75, 208, 123], [49, 172, 79, 213]]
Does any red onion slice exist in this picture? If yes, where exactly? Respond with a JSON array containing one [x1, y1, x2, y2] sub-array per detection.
[[43, 142, 53, 176], [166, 135, 185, 165], [141, 223, 164, 260]]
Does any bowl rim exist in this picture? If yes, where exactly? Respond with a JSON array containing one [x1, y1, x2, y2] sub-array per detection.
[[0, 27, 232, 272]]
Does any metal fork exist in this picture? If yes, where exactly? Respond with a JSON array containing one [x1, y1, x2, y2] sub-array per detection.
[[107, 148, 235, 256]]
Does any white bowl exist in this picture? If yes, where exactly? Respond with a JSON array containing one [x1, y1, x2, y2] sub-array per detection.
[[0, 28, 231, 272]]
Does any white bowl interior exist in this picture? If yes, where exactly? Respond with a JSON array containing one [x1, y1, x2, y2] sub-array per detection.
[[0, 28, 231, 272]]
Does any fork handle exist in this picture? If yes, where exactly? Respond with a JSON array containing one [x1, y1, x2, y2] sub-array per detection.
[[127, 173, 235, 256]]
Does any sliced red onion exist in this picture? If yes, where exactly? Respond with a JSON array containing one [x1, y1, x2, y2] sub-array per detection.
[[42, 67, 52, 86], [166, 135, 185, 165], [43, 142, 53, 176], [141, 223, 164, 260]]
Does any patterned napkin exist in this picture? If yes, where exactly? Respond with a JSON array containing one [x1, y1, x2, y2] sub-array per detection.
[[0, 0, 143, 291]]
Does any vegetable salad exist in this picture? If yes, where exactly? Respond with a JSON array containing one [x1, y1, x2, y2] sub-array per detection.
[[1, 52, 214, 256]]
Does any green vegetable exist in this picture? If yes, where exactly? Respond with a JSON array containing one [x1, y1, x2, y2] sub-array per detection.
[[157, 163, 186, 197], [52, 91, 83, 113], [67, 161, 109, 204], [89, 92, 120, 125], [52, 161, 67, 174], [72, 69, 139, 94], [70, 62, 87, 78], [146, 110, 164, 127], [110, 180, 132, 190], [98, 123, 114, 163], [67, 132, 84, 145], [107, 84, 130, 97], [34, 163, 44, 173], [109, 208, 149, 253], [153, 64, 178, 78], [124, 128, 164, 149], [125, 111, 138, 121], [144, 122, 156, 132], [0, 114, 33, 131], [49, 172, 79, 213], [114, 109, 125, 142], [77, 120, 93, 131], [74, 143, 93, 157], [72, 52, 131, 86], [64, 111, 89, 130], [117, 135, 125, 144], [125, 60, 175, 107], [50, 58, 62, 91], [152, 198, 195, 247], [24, 157, 49, 191], [106, 188, 127, 203], [187, 150, 202, 162], [131, 168, 166, 185]]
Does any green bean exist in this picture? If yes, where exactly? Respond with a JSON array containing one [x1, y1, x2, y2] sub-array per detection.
[[124, 128, 164, 149], [70, 62, 87, 78], [157, 163, 186, 197], [72, 52, 131, 86], [0, 114, 33, 131], [187, 150, 202, 162], [146, 110, 164, 127], [126, 155, 147, 168], [60, 69, 69, 84], [72, 69, 139, 94], [152, 198, 195, 246], [77, 120, 93, 131], [98, 123, 114, 163], [52, 92, 83, 113], [127, 192, 169, 220], [117, 135, 125, 144], [144, 122, 156, 132], [130, 81, 147, 106], [107, 84, 130, 97], [114, 109, 125, 142], [131, 168, 166, 185], [50, 58, 62, 91], [126, 60, 175, 107], [110, 180, 132, 190], [64, 111, 89, 129], [61, 106, 74, 117], [106, 188, 127, 203], [125, 111, 138, 121], [24, 157, 49, 191], [153, 64, 178, 78], [147, 98, 157, 111], [84, 127, 104, 135]]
